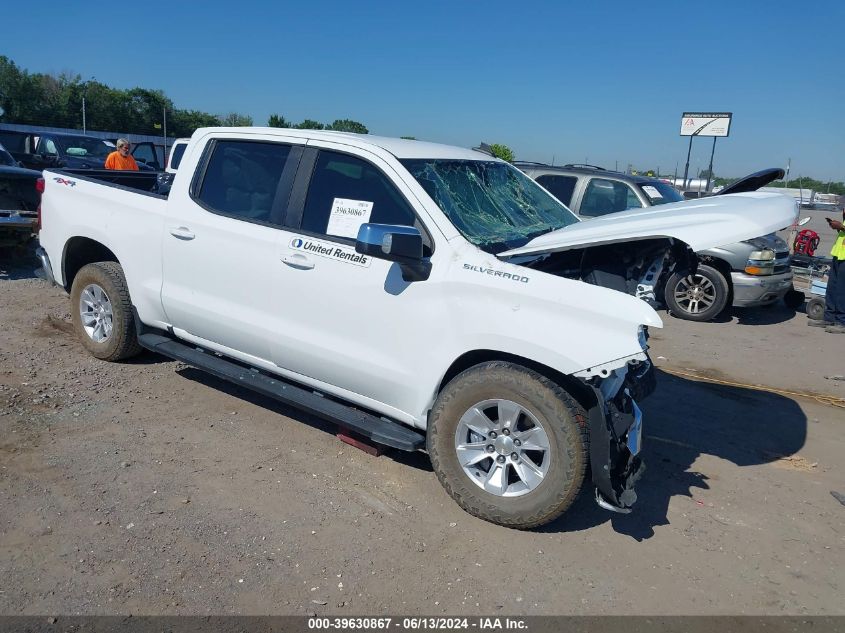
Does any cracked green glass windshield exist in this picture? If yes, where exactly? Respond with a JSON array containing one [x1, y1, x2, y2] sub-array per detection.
[[402, 160, 578, 252]]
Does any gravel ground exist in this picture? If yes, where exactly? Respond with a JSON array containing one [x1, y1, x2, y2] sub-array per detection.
[[0, 246, 842, 616]]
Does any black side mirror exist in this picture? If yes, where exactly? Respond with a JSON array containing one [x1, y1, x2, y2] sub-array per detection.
[[355, 223, 431, 282]]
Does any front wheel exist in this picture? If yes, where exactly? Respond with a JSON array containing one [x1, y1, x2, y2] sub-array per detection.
[[664, 264, 730, 322], [427, 361, 588, 529]]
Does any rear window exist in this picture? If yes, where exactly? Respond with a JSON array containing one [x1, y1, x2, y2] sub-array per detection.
[[169, 143, 187, 170], [638, 181, 684, 205]]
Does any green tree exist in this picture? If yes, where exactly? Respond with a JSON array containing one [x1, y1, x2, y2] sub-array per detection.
[[0, 56, 226, 137], [218, 112, 253, 127], [124, 88, 174, 133], [295, 119, 325, 130], [699, 168, 713, 179], [267, 114, 289, 128], [327, 119, 368, 134], [489, 143, 514, 162], [170, 109, 219, 137]]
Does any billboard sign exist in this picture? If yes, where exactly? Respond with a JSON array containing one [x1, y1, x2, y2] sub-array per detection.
[[680, 112, 732, 137]]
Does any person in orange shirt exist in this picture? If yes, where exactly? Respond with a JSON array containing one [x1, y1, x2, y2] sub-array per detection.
[[104, 138, 139, 170]]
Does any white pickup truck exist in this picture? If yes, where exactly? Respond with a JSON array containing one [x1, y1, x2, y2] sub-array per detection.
[[36, 128, 796, 528]]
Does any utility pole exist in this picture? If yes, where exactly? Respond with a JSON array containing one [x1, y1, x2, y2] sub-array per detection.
[[82, 97, 86, 135], [163, 106, 167, 160]]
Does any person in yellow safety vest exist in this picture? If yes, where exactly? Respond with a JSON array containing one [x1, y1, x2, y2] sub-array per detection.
[[810, 207, 845, 332]]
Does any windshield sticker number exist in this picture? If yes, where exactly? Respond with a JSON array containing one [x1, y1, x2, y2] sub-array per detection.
[[327, 198, 373, 239], [642, 185, 663, 199]]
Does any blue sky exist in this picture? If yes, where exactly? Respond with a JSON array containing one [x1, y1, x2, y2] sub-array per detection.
[[3, 0, 843, 180]]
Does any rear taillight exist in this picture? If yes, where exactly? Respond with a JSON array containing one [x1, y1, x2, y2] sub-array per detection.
[[36, 178, 44, 231]]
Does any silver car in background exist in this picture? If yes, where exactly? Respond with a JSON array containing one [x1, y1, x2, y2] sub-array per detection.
[[515, 163, 793, 322]]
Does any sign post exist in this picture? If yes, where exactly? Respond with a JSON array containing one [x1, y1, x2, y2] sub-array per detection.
[[705, 137, 717, 192], [679, 112, 732, 191]]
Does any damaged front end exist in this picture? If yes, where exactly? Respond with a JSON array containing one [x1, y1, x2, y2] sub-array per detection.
[[575, 341, 656, 513], [522, 237, 697, 309]]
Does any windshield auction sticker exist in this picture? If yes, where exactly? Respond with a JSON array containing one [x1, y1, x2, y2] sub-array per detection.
[[642, 185, 663, 199], [327, 198, 373, 239], [289, 236, 372, 268]]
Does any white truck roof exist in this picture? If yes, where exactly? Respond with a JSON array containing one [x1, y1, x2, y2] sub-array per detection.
[[193, 127, 489, 161]]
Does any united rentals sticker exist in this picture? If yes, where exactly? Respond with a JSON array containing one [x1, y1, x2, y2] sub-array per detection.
[[289, 236, 372, 268]]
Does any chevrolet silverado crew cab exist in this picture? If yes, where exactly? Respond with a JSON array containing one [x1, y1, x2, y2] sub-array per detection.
[[515, 163, 794, 321], [36, 128, 796, 528]]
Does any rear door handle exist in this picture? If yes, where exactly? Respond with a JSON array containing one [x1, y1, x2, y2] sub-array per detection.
[[282, 253, 314, 270], [168, 226, 195, 240]]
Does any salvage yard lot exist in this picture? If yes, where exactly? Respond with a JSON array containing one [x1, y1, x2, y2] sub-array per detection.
[[1, 249, 842, 615]]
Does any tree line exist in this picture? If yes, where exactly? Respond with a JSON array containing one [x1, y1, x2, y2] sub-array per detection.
[[0, 56, 370, 138]]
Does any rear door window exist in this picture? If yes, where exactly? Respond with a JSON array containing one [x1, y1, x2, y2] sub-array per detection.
[[579, 178, 643, 217], [536, 174, 577, 207], [194, 140, 293, 225]]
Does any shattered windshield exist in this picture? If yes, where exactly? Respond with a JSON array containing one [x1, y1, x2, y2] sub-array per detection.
[[402, 159, 579, 252]]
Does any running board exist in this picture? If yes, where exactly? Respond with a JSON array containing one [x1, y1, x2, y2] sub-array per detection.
[[137, 333, 426, 452]]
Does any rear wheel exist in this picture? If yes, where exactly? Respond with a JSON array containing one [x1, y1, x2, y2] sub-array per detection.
[[664, 264, 730, 322], [427, 361, 588, 529], [70, 262, 142, 361]]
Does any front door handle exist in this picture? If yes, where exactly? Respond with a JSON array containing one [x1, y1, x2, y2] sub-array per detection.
[[168, 226, 195, 240], [282, 253, 314, 270]]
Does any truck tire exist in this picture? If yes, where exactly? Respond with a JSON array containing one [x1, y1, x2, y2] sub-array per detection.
[[664, 264, 730, 322], [427, 361, 588, 529], [70, 262, 142, 361]]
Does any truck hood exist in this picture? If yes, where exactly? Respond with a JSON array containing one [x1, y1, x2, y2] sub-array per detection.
[[498, 192, 798, 257]]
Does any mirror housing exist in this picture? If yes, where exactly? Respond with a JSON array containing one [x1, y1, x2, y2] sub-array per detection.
[[356, 223, 431, 282]]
